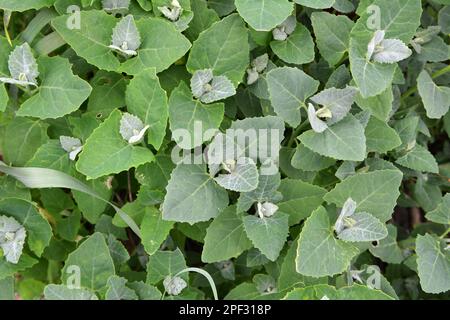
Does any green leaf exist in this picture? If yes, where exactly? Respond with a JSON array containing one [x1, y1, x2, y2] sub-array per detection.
[[278, 178, 327, 225], [141, 207, 174, 255], [146, 248, 187, 284], [187, 14, 249, 86], [0, 0, 55, 11], [62, 232, 115, 291], [337, 212, 388, 242], [395, 144, 439, 174], [324, 169, 403, 222], [278, 236, 327, 292], [52, 10, 121, 71], [0, 198, 52, 257], [168, 82, 224, 149], [26, 140, 71, 173], [162, 164, 229, 224], [17, 56, 92, 119], [86, 71, 126, 120], [73, 177, 112, 224], [119, 17, 192, 74], [349, 0, 422, 97], [295, 206, 359, 277], [368, 224, 404, 264], [235, 0, 293, 31], [105, 275, 138, 300], [0, 254, 37, 281], [294, 0, 335, 9], [291, 144, 336, 172], [106, 234, 130, 269], [237, 172, 281, 212], [214, 157, 259, 192], [243, 212, 289, 261], [2, 117, 49, 166], [416, 234, 450, 294], [128, 281, 162, 300], [355, 86, 393, 121], [284, 284, 394, 300], [202, 206, 252, 263], [311, 12, 354, 66], [425, 194, 450, 225], [0, 84, 7, 112], [417, 70, 450, 119], [266, 67, 319, 127], [185, 0, 219, 40], [270, 23, 315, 65], [298, 114, 366, 161], [126, 69, 168, 150], [76, 109, 154, 179], [365, 116, 401, 153], [44, 284, 98, 300]]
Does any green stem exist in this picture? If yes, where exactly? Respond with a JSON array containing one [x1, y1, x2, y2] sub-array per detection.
[[3, 10, 12, 46], [439, 227, 450, 239], [287, 120, 309, 148], [401, 65, 450, 101]]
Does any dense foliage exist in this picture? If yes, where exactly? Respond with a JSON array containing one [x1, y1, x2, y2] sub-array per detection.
[[0, 0, 449, 300]]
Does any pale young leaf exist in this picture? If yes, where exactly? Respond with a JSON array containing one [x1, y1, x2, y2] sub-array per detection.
[[0, 43, 39, 87], [272, 15, 296, 41], [109, 15, 141, 56], [163, 275, 187, 295], [257, 202, 279, 218], [0, 215, 26, 264], [158, 0, 183, 22], [119, 113, 150, 145], [334, 197, 356, 234], [367, 30, 412, 64], [59, 136, 83, 161], [307, 103, 328, 133], [310, 86, 358, 125]]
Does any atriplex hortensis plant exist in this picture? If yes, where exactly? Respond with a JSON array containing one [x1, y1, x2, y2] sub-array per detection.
[[0, 0, 449, 301]]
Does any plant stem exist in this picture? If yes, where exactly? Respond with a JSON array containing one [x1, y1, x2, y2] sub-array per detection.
[[439, 227, 450, 239], [287, 121, 309, 148]]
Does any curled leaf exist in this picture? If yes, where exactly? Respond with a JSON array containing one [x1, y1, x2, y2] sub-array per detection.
[[190, 69, 236, 103], [257, 202, 279, 218], [307, 103, 328, 133], [60, 136, 83, 161], [158, 0, 183, 22], [366, 30, 412, 64], [119, 113, 150, 144], [247, 54, 269, 85], [310, 86, 358, 125], [334, 197, 357, 234], [272, 15, 296, 41]]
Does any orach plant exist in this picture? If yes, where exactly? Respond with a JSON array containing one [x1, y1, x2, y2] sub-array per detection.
[[0, 0, 449, 301]]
